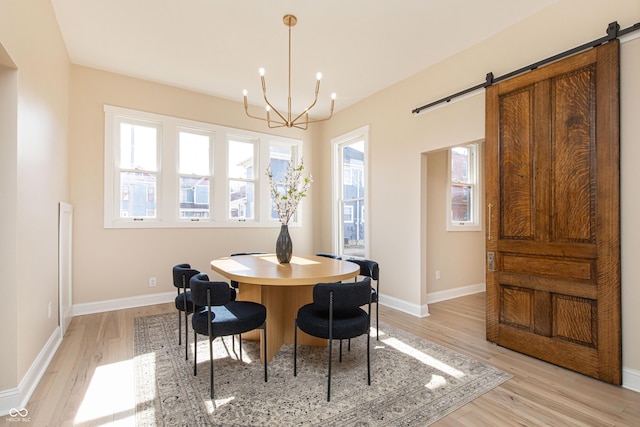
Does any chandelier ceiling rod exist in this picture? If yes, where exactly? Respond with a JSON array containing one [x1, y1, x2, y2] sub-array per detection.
[[243, 14, 336, 130]]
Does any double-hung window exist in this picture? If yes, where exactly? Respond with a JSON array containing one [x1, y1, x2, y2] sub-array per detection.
[[104, 105, 302, 228], [178, 128, 213, 220], [227, 137, 256, 221], [447, 143, 481, 231], [115, 118, 160, 220]]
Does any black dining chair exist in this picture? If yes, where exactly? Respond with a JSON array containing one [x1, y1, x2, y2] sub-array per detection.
[[294, 277, 372, 401], [315, 252, 341, 260], [172, 263, 200, 360], [190, 273, 268, 398], [344, 258, 380, 340], [229, 252, 267, 289]]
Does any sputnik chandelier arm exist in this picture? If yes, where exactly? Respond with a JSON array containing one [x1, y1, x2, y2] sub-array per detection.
[[242, 14, 336, 130]]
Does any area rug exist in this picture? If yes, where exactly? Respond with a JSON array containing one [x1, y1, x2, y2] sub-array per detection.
[[134, 313, 511, 426]]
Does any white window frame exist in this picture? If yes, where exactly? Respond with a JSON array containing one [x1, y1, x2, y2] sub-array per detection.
[[331, 125, 370, 258], [104, 105, 302, 228], [446, 143, 482, 231]]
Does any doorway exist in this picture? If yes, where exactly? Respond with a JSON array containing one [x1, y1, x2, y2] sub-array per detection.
[[424, 143, 486, 304]]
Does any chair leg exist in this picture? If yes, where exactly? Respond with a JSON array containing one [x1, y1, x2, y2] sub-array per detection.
[[293, 320, 298, 377], [339, 339, 343, 362], [327, 338, 333, 402], [367, 330, 371, 385], [178, 311, 182, 345], [376, 301, 379, 341], [209, 336, 215, 398], [239, 333, 243, 362], [193, 329, 198, 376], [263, 323, 268, 382], [185, 311, 189, 360]]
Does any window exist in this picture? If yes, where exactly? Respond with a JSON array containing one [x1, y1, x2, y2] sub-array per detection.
[[178, 129, 212, 220], [104, 105, 302, 228], [447, 143, 481, 231], [228, 138, 256, 221], [116, 119, 160, 220], [332, 126, 369, 258]]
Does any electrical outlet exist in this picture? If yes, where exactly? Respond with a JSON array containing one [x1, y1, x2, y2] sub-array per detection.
[[48, 302, 52, 319], [435, 270, 441, 280], [149, 277, 157, 287]]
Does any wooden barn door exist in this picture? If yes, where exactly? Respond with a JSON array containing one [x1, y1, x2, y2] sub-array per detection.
[[485, 40, 621, 384]]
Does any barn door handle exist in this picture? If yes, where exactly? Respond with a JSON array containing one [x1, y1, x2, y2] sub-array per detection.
[[487, 203, 494, 240]]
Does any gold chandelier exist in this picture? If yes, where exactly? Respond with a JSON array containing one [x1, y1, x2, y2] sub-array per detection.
[[243, 14, 336, 130]]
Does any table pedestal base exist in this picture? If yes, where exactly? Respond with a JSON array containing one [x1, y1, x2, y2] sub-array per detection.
[[239, 282, 326, 362]]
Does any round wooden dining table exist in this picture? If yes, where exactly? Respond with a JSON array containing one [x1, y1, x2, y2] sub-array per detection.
[[210, 253, 360, 361]]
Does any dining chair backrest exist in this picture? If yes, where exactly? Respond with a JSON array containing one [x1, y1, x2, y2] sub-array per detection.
[[312, 277, 372, 314], [315, 253, 342, 260], [172, 263, 200, 289], [346, 258, 379, 281], [189, 273, 233, 307]]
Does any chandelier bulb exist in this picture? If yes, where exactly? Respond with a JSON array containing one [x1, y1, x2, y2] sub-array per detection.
[[316, 72, 322, 81], [243, 89, 248, 96], [259, 68, 265, 76], [265, 105, 271, 111], [331, 93, 337, 100]]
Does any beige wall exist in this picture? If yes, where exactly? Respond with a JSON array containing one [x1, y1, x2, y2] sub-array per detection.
[[69, 66, 319, 305], [319, 0, 640, 376], [0, 0, 70, 391]]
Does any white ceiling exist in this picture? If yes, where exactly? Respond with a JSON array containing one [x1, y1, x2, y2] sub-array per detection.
[[51, 0, 557, 118]]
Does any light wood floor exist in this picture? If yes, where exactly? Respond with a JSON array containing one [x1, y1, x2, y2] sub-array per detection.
[[17, 293, 640, 426]]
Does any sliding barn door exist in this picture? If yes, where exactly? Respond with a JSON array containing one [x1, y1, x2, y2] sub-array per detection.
[[485, 40, 621, 384]]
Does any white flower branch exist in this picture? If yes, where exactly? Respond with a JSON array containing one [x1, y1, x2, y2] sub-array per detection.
[[266, 158, 312, 225]]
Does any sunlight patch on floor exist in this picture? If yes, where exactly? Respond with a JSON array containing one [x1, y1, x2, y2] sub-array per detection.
[[207, 395, 236, 413], [425, 374, 448, 390], [381, 336, 465, 379], [74, 358, 140, 425], [369, 326, 383, 338], [193, 336, 255, 363]]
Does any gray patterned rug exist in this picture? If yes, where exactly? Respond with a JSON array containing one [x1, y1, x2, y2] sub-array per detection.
[[134, 313, 511, 426]]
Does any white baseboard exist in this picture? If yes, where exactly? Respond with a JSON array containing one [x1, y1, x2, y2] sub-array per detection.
[[72, 291, 175, 316], [378, 283, 485, 318], [623, 367, 640, 393], [379, 293, 430, 317], [0, 327, 62, 417], [426, 283, 486, 304]]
